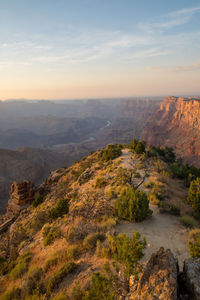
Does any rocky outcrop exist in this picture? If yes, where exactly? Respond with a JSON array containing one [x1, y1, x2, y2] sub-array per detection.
[[7, 181, 35, 215], [184, 258, 200, 299], [127, 247, 178, 300], [142, 96, 200, 167]]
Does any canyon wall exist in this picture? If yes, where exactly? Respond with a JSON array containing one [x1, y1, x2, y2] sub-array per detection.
[[142, 96, 200, 167]]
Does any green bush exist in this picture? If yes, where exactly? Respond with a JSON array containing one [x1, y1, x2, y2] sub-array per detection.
[[101, 144, 122, 162], [48, 199, 69, 219], [83, 233, 105, 250], [188, 229, 200, 258], [187, 178, 200, 215], [51, 293, 68, 300], [148, 193, 160, 205], [42, 224, 61, 246], [95, 177, 107, 188], [44, 257, 58, 272], [129, 139, 146, 154], [32, 193, 44, 207], [101, 232, 146, 277], [179, 216, 197, 228], [82, 272, 116, 300], [115, 186, 150, 222], [10, 252, 32, 279], [47, 262, 77, 294], [24, 267, 45, 296], [65, 245, 80, 260], [98, 216, 116, 232], [2, 287, 21, 300], [30, 210, 49, 234]]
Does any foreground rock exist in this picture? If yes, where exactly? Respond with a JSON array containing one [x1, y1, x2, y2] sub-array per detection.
[[184, 258, 200, 300], [127, 247, 178, 300]]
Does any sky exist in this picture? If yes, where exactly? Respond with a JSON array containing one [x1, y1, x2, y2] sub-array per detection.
[[0, 0, 200, 99]]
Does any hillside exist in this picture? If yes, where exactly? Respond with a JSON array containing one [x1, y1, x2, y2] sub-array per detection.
[[0, 142, 200, 299], [142, 96, 200, 167], [0, 147, 72, 213]]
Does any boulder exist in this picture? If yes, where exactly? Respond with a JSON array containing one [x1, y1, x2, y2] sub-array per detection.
[[126, 247, 178, 300], [183, 258, 200, 300]]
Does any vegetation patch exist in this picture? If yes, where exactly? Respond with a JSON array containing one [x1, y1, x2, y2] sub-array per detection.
[[83, 232, 105, 250], [95, 177, 108, 188], [101, 144, 122, 162], [49, 199, 69, 219], [188, 229, 200, 258], [47, 262, 77, 294], [42, 224, 61, 246], [97, 232, 146, 277], [44, 257, 58, 272], [179, 216, 197, 228], [115, 186, 150, 222], [32, 193, 44, 207], [187, 177, 200, 216], [10, 252, 32, 279]]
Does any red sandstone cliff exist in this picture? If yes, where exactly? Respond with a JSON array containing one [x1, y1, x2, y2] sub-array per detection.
[[142, 96, 200, 167]]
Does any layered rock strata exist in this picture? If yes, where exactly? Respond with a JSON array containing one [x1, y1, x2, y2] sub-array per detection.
[[142, 96, 200, 167]]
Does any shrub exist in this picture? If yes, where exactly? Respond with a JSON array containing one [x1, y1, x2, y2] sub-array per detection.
[[24, 267, 45, 296], [187, 178, 200, 215], [106, 189, 117, 200], [95, 177, 107, 188], [47, 262, 77, 293], [51, 293, 67, 300], [30, 210, 49, 234], [101, 144, 122, 162], [82, 272, 116, 300], [48, 199, 69, 219], [115, 186, 150, 222], [32, 193, 44, 207], [188, 229, 200, 258], [135, 141, 146, 154], [44, 257, 58, 272], [2, 288, 21, 300], [10, 252, 32, 279], [101, 232, 146, 277], [83, 233, 105, 250], [148, 193, 160, 205], [42, 224, 61, 246], [98, 216, 116, 232], [179, 216, 197, 228], [65, 245, 80, 260]]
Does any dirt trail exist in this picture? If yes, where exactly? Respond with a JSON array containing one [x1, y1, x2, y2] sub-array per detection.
[[116, 149, 190, 269]]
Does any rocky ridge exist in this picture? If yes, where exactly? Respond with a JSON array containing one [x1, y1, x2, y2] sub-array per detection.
[[142, 96, 200, 167], [0, 144, 199, 299]]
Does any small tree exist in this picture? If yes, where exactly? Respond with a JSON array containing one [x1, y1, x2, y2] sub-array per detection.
[[188, 229, 200, 258], [115, 186, 150, 222], [135, 141, 146, 154], [187, 178, 200, 215]]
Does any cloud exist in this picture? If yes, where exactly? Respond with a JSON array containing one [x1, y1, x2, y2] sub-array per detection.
[[0, 4, 200, 67], [138, 5, 200, 31], [173, 60, 200, 72]]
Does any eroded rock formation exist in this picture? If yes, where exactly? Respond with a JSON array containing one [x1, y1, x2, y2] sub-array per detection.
[[7, 181, 35, 215], [142, 96, 200, 167], [126, 247, 178, 300]]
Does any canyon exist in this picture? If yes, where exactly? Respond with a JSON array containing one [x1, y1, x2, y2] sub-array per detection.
[[142, 96, 200, 167]]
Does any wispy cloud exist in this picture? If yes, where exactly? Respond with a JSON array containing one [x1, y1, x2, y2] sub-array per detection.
[[138, 5, 200, 32], [0, 4, 200, 67]]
